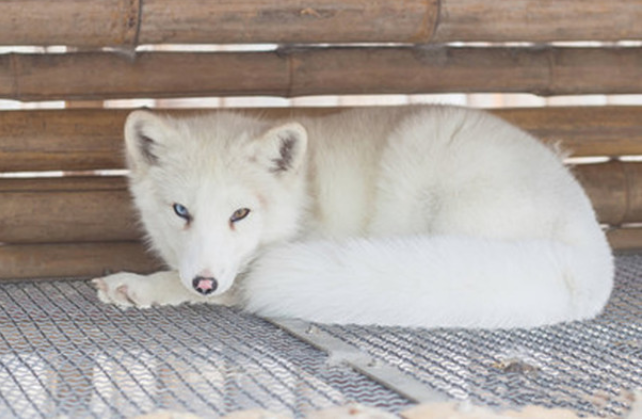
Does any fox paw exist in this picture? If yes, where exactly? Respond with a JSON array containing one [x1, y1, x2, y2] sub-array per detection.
[[92, 272, 232, 308], [92, 272, 160, 309]]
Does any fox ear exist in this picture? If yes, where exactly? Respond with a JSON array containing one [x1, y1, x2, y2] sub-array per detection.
[[124, 110, 171, 172], [252, 123, 308, 175]]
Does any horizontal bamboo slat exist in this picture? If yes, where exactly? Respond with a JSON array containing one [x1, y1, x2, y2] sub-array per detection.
[[575, 161, 642, 226], [1, 47, 640, 101], [0, 0, 139, 47], [0, 174, 128, 193], [431, 0, 641, 43], [0, 110, 129, 172], [0, 107, 640, 173], [495, 107, 642, 158], [0, 162, 639, 245], [0, 176, 139, 244], [0, 0, 639, 47], [0, 228, 638, 281], [606, 227, 642, 253], [0, 242, 162, 280]]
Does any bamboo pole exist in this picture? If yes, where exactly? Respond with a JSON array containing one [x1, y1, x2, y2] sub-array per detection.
[[0, 228, 637, 280], [1, 47, 640, 101], [431, 0, 641, 43], [606, 227, 642, 252], [0, 110, 131, 172], [0, 175, 128, 193], [0, 0, 139, 47], [494, 107, 642, 158], [0, 242, 162, 280], [0, 162, 639, 245], [575, 161, 642, 227], [0, 0, 639, 47], [0, 177, 139, 244], [0, 107, 639, 173]]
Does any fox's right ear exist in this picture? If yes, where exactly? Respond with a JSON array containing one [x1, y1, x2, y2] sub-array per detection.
[[124, 110, 170, 172]]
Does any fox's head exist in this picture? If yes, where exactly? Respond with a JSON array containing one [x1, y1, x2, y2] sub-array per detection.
[[124, 110, 309, 297]]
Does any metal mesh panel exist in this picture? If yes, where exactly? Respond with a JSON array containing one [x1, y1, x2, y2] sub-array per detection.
[[0, 280, 410, 418], [0, 254, 640, 418], [317, 254, 642, 417]]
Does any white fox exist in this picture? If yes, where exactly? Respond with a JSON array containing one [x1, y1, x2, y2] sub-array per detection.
[[93, 106, 613, 329]]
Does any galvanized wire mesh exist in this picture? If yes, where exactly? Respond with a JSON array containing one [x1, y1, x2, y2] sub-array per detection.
[[318, 254, 642, 417], [0, 254, 640, 418], [0, 280, 410, 418]]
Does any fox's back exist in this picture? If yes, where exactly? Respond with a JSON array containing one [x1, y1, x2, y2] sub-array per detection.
[[292, 106, 598, 245]]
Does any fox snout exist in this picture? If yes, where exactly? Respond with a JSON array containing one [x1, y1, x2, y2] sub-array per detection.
[[192, 274, 217, 295]]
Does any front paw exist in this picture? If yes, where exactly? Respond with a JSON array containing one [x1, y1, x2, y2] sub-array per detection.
[[92, 272, 157, 309]]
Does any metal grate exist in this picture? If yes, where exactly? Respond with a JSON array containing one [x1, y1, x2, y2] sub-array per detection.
[[0, 280, 410, 418], [315, 254, 642, 417], [0, 255, 640, 418]]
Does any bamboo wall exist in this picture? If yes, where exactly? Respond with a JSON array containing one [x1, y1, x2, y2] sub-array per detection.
[[0, 0, 641, 279]]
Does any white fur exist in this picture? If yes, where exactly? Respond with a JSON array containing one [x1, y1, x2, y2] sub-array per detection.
[[94, 106, 613, 329]]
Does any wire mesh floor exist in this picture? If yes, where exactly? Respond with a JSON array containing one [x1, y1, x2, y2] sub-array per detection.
[[0, 254, 640, 418]]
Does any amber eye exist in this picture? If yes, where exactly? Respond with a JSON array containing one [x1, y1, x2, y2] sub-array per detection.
[[230, 208, 251, 223]]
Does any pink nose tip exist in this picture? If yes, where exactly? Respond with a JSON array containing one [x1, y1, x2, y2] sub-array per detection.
[[192, 276, 217, 295]]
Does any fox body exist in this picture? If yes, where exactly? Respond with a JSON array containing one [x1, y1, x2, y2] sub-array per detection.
[[94, 106, 613, 328]]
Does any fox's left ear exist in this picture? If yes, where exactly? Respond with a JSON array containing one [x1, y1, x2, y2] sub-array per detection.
[[124, 110, 173, 174], [251, 122, 308, 175]]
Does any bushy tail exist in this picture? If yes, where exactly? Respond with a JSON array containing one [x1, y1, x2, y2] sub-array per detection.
[[240, 235, 613, 329]]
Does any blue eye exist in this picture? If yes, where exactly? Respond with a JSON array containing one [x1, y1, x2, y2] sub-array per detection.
[[173, 203, 191, 221]]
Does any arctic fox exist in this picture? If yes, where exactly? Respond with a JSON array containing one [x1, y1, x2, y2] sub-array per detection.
[[93, 106, 613, 329]]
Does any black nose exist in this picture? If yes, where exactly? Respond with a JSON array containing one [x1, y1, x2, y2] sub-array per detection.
[[192, 276, 217, 295]]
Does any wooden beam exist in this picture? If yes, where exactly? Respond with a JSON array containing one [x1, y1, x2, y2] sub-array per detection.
[[1, 47, 640, 101], [0, 162, 640, 245], [0, 0, 638, 47], [0, 107, 639, 173], [0, 242, 162, 280]]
